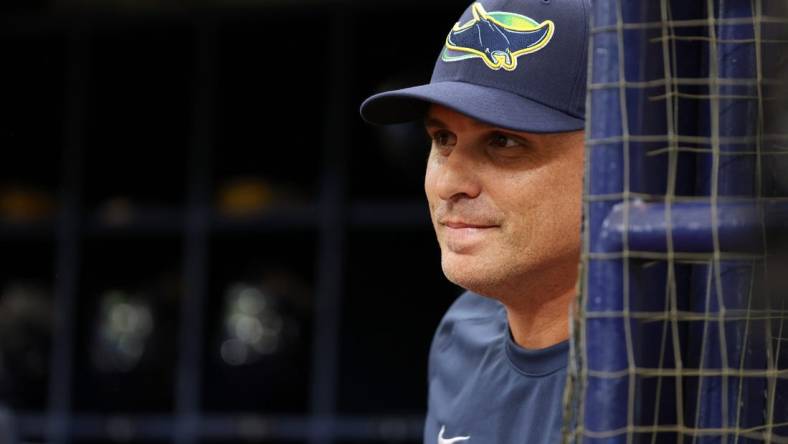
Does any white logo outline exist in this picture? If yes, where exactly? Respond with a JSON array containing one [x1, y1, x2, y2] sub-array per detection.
[[438, 425, 471, 444]]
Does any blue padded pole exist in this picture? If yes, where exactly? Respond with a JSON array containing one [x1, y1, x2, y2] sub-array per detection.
[[584, 0, 628, 440], [581, 0, 770, 442], [689, 1, 764, 442]]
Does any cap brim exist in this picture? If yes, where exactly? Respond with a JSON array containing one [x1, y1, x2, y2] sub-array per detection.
[[360, 81, 584, 133]]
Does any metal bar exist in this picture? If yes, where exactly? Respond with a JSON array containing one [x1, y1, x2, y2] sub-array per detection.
[[15, 413, 425, 442], [347, 201, 430, 227], [46, 26, 89, 444], [309, 11, 351, 444], [174, 21, 217, 444]]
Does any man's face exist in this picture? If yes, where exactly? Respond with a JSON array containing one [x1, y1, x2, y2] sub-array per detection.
[[424, 104, 584, 300]]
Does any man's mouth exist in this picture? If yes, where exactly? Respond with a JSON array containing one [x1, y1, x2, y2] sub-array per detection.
[[441, 220, 498, 229], [440, 221, 499, 253]]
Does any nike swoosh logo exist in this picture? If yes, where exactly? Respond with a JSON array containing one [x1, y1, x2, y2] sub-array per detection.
[[438, 425, 470, 444]]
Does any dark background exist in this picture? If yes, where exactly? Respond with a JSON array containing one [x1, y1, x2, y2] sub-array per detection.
[[0, 0, 469, 443]]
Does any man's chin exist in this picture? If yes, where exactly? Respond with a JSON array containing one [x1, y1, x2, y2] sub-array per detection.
[[442, 254, 495, 290], [441, 250, 528, 299]]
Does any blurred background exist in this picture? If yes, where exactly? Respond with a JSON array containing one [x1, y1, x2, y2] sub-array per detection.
[[0, 0, 470, 443]]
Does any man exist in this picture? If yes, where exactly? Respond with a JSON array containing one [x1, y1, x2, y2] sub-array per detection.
[[360, 0, 589, 442]]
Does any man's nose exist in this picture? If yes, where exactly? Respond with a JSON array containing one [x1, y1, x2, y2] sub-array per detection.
[[435, 145, 482, 202]]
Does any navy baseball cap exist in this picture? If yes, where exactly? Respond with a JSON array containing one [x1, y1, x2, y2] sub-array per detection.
[[359, 0, 589, 133]]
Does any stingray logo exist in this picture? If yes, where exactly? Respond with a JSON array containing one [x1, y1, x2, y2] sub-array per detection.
[[442, 2, 555, 71]]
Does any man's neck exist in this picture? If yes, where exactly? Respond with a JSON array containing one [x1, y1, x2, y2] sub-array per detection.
[[468, 256, 580, 349], [504, 287, 575, 349]]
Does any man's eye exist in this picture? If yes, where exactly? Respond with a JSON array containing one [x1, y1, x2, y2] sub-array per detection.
[[432, 130, 456, 147], [490, 133, 519, 148]]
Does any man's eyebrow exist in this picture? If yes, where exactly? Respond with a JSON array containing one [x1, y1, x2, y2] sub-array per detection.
[[423, 117, 448, 129]]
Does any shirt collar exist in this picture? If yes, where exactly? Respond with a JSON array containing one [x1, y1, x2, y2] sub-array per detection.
[[503, 321, 569, 376]]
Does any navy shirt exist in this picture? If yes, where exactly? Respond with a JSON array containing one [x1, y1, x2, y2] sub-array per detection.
[[424, 291, 569, 444]]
